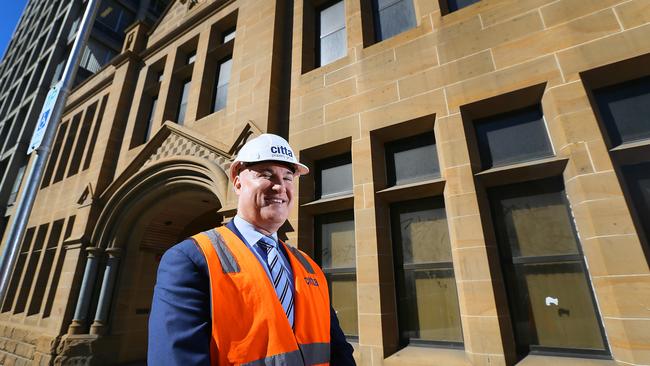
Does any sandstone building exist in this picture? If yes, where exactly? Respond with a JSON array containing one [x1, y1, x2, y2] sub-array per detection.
[[0, 0, 170, 239], [1, 0, 649, 364]]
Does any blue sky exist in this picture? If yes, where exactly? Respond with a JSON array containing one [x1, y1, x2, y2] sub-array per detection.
[[0, 0, 29, 59]]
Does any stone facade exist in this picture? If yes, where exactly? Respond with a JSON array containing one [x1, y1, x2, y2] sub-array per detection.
[[1, 0, 649, 365]]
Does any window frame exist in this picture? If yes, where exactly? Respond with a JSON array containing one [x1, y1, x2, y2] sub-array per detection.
[[371, 0, 416, 42], [212, 56, 232, 113], [314, 209, 359, 339], [473, 104, 555, 171], [315, 152, 353, 200], [486, 176, 609, 360], [315, 0, 347, 68], [385, 132, 440, 187], [389, 196, 464, 348]]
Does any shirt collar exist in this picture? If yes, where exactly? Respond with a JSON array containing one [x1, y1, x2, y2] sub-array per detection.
[[233, 215, 278, 247]]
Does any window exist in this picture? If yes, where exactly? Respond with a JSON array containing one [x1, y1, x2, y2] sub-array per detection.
[[488, 177, 606, 359], [373, 0, 416, 41], [8, 165, 26, 205], [391, 197, 462, 346], [316, 210, 358, 337], [593, 75, 650, 147], [97, 0, 135, 34], [145, 96, 158, 142], [223, 28, 236, 43], [28, 218, 64, 316], [80, 40, 115, 73], [186, 50, 197, 65], [2, 227, 35, 312], [444, 0, 480, 13], [212, 57, 232, 112], [318, 1, 346, 67], [316, 153, 353, 199], [386, 133, 439, 186], [591, 74, 650, 257], [620, 162, 650, 249], [474, 105, 553, 170], [177, 79, 191, 124]]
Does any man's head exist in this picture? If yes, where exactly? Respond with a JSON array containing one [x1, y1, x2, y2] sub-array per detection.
[[230, 134, 309, 234]]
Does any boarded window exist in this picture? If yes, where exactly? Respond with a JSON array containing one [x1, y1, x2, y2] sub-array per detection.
[[488, 177, 607, 359], [316, 210, 358, 337], [391, 197, 462, 345]]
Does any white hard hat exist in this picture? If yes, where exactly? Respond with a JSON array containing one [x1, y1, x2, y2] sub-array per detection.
[[230, 134, 309, 177]]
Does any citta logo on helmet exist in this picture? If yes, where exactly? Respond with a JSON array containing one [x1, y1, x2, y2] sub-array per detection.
[[270, 145, 293, 157]]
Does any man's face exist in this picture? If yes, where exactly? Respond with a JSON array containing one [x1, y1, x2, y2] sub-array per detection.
[[233, 161, 295, 233]]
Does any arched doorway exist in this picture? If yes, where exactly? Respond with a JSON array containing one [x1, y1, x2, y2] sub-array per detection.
[[58, 153, 233, 365], [105, 186, 222, 364]]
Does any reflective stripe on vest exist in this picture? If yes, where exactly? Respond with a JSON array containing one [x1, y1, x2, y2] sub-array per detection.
[[193, 226, 330, 366]]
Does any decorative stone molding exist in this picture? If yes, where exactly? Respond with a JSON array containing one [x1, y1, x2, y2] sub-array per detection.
[[142, 129, 230, 173]]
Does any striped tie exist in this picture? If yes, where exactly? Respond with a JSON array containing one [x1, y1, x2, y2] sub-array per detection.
[[258, 236, 294, 327]]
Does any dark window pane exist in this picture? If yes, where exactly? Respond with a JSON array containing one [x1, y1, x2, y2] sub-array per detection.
[[213, 58, 232, 112], [447, 0, 481, 12], [518, 262, 605, 350], [317, 153, 353, 198], [621, 161, 650, 246], [317, 210, 356, 270], [374, 0, 416, 41], [386, 133, 439, 186], [488, 177, 606, 357], [398, 269, 462, 343], [177, 80, 191, 124], [475, 105, 553, 169], [593, 75, 650, 146]]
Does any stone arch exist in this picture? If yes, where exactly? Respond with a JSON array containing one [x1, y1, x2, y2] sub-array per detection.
[[92, 155, 230, 252]]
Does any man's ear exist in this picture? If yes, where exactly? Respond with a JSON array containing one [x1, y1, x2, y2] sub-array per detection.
[[232, 174, 242, 194]]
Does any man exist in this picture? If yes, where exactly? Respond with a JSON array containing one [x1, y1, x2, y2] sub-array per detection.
[[148, 133, 356, 365]]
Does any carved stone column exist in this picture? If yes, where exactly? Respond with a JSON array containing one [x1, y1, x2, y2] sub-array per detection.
[[68, 246, 104, 334], [89, 247, 121, 335]]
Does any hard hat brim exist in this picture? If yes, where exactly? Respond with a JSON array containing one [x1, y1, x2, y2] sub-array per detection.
[[230, 159, 310, 179]]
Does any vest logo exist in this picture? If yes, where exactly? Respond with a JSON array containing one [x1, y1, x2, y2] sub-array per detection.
[[304, 277, 319, 287], [270, 145, 293, 157]]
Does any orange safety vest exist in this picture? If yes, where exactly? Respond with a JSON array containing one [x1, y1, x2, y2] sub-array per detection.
[[192, 226, 331, 366]]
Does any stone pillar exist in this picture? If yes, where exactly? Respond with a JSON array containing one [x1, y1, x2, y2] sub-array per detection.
[[90, 248, 122, 335], [68, 247, 104, 334]]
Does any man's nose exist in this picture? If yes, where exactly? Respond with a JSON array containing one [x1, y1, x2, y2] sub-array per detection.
[[271, 177, 286, 191]]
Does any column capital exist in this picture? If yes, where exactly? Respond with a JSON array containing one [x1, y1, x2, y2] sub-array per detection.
[[105, 247, 122, 258], [85, 246, 104, 258]]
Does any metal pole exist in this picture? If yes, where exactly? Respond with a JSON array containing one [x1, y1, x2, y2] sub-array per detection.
[[0, 0, 102, 306]]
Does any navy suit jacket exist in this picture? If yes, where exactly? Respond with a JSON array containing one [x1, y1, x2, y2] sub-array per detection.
[[148, 221, 356, 365]]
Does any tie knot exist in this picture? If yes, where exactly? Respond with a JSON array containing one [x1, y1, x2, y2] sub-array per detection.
[[257, 236, 276, 253]]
